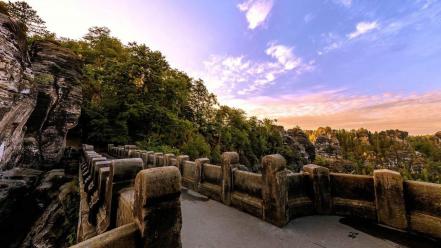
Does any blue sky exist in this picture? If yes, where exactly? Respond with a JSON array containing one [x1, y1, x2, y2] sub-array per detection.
[[19, 0, 441, 134]]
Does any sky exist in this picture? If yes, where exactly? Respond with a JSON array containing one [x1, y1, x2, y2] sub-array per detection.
[[16, 0, 441, 134]]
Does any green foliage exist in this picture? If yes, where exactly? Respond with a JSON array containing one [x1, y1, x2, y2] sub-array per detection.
[[181, 134, 211, 159], [7, 1, 48, 36], [34, 73, 54, 85]]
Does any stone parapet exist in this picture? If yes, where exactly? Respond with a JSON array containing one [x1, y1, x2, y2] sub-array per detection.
[[74, 144, 441, 247]]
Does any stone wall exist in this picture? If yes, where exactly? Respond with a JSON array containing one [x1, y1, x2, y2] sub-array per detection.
[[74, 144, 441, 247], [75, 144, 182, 248]]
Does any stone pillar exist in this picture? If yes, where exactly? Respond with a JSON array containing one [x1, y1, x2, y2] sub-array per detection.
[[262, 154, 289, 227], [97, 158, 143, 234], [153, 152, 164, 167], [164, 153, 176, 166], [134, 167, 182, 248], [176, 155, 189, 175], [373, 169, 408, 229], [195, 158, 209, 191], [140, 151, 153, 169], [128, 149, 140, 158], [83, 144, 94, 151], [221, 152, 239, 206], [88, 160, 111, 199], [107, 144, 114, 154], [303, 164, 332, 214], [88, 165, 111, 225]]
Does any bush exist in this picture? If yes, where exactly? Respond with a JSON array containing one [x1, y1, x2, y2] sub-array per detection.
[[181, 134, 211, 160]]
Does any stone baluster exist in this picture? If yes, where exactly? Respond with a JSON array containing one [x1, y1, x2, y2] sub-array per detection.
[[134, 166, 182, 248], [221, 152, 240, 206], [303, 164, 332, 214], [97, 158, 143, 234], [262, 154, 289, 227], [373, 169, 408, 229], [195, 158, 209, 192]]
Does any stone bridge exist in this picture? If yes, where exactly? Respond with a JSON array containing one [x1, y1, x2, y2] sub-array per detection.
[[72, 144, 441, 248]]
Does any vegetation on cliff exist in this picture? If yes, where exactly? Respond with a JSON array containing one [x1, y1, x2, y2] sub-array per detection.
[[309, 127, 441, 183]]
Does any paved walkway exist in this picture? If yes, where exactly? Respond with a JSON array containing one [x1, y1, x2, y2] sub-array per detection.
[[181, 189, 439, 248]]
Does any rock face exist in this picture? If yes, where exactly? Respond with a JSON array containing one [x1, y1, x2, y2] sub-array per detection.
[[314, 134, 340, 158], [0, 12, 36, 169], [20, 178, 79, 248], [0, 12, 82, 248], [276, 127, 316, 171], [22, 41, 82, 168], [285, 127, 315, 163], [0, 168, 42, 246]]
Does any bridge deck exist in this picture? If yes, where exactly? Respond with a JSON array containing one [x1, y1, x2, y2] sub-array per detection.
[[181, 189, 438, 248]]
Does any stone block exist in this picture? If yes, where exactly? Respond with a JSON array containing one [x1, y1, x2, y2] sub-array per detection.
[[221, 152, 239, 206], [373, 169, 407, 229], [134, 166, 182, 248], [303, 164, 332, 214], [262, 154, 288, 227], [164, 153, 176, 166], [176, 155, 189, 174], [97, 158, 143, 233], [195, 158, 209, 191]]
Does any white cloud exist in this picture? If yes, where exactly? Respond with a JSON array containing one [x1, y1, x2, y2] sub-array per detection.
[[317, 32, 344, 55], [196, 42, 313, 96], [265, 42, 302, 70], [334, 0, 352, 7], [237, 0, 274, 29], [347, 21, 379, 39]]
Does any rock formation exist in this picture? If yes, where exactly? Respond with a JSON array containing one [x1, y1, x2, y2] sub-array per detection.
[[274, 127, 316, 171], [0, 11, 36, 169], [285, 127, 315, 163], [0, 11, 82, 248], [22, 40, 82, 168], [314, 133, 340, 158]]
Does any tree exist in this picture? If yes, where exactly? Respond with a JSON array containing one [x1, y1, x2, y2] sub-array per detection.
[[7, 1, 48, 36]]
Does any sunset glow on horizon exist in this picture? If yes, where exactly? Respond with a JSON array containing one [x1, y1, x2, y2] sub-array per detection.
[[17, 0, 441, 135]]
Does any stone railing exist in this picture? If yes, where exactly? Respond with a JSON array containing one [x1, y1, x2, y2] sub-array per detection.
[[73, 144, 182, 248], [108, 144, 441, 241], [74, 144, 441, 247]]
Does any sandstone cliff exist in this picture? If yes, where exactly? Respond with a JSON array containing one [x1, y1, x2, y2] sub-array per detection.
[[0, 11, 82, 248], [0, 12, 36, 169], [22, 41, 82, 168]]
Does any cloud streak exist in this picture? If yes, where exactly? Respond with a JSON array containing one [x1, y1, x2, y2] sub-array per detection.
[[222, 90, 441, 135], [237, 0, 274, 29], [198, 42, 313, 96], [347, 21, 379, 39]]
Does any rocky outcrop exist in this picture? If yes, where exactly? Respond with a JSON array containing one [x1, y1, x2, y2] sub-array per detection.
[[0, 11, 82, 248], [0, 12, 36, 169], [20, 179, 79, 248], [285, 127, 315, 163], [279, 127, 316, 171], [0, 168, 42, 246], [22, 41, 82, 168], [434, 131, 441, 144], [314, 135, 340, 158]]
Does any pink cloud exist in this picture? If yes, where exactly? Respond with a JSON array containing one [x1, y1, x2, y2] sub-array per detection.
[[222, 90, 441, 135]]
